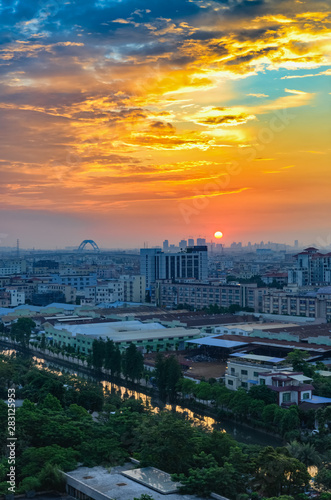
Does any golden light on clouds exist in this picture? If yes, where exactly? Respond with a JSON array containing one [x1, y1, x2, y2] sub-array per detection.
[[0, 0, 330, 247]]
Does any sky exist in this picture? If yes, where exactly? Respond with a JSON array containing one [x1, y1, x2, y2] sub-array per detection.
[[0, 0, 330, 250]]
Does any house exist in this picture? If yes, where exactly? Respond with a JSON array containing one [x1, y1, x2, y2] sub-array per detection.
[[258, 371, 313, 406]]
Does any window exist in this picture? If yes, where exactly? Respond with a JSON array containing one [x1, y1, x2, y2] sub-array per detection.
[[228, 380, 233, 386], [241, 382, 248, 388], [260, 378, 266, 385], [253, 372, 259, 378], [302, 392, 310, 400], [241, 370, 248, 375], [283, 393, 291, 402], [231, 367, 235, 374]]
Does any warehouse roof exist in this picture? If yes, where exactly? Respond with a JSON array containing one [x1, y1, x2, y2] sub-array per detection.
[[186, 337, 247, 348]]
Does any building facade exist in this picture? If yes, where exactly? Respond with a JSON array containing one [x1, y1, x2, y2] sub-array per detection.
[[289, 247, 331, 286], [140, 246, 208, 289], [152, 280, 267, 311]]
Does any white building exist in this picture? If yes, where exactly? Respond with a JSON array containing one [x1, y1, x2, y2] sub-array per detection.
[[0, 259, 27, 276], [225, 353, 288, 391], [258, 371, 313, 406], [8, 289, 25, 307]]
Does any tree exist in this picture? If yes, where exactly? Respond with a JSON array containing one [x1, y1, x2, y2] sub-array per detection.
[[280, 406, 300, 437], [76, 382, 104, 411], [39, 393, 62, 412], [104, 342, 122, 377], [228, 304, 241, 313], [136, 412, 199, 474], [195, 381, 213, 404], [155, 353, 167, 401], [20, 445, 79, 478], [315, 467, 331, 492], [249, 385, 277, 405], [254, 446, 310, 497], [155, 355, 182, 403], [11, 318, 36, 347], [287, 440, 321, 467], [262, 404, 279, 427], [286, 350, 312, 375], [122, 343, 144, 383], [178, 378, 197, 399], [38, 463, 66, 491], [92, 339, 105, 370], [164, 356, 182, 403]]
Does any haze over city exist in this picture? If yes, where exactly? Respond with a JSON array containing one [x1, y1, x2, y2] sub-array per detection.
[[0, 0, 330, 249]]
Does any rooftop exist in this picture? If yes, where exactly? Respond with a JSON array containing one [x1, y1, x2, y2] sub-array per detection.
[[229, 353, 285, 363], [49, 321, 199, 342], [65, 465, 206, 500], [214, 334, 331, 353], [186, 337, 247, 349]]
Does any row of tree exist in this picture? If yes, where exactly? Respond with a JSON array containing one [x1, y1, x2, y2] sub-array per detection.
[[91, 339, 144, 383]]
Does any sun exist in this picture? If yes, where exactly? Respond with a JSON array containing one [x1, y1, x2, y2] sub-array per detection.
[[214, 231, 223, 238]]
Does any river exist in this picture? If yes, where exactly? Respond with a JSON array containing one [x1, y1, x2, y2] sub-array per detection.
[[1, 348, 283, 447]]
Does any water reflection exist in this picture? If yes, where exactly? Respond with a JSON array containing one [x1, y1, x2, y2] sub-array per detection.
[[1, 349, 282, 446]]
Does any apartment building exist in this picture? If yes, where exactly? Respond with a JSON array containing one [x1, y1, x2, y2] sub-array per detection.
[[0, 259, 27, 276], [37, 283, 76, 303], [51, 273, 97, 291], [262, 287, 331, 322], [119, 275, 146, 303], [289, 247, 331, 286], [152, 280, 268, 311]]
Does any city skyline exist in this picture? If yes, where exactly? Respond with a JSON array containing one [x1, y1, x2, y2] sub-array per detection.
[[0, 0, 330, 249]]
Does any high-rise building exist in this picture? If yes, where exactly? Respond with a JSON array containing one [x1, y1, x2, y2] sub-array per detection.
[[140, 246, 208, 288], [196, 238, 206, 246], [179, 239, 187, 249], [288, 247, 331, 285], [163, 239, 169, 251], [188, 238, 194, 247]]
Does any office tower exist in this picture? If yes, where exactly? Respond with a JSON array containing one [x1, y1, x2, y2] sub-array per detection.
[[163, 239, 169, 251], [179, 239, 187, 249], [188, 238, 194, 247], [140, 246, 208, 288], [197, 238, 206, 246]]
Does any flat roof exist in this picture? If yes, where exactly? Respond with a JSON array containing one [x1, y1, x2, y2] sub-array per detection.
[[290, 374, 313, 382], [186, 337, 247, 348], [216, 322, 299, 332], [229, 353, 285, 363], [214, 334, 331, 353], [65, 465, 206, 500], [55, 320, 166, 336], [121, 467, 181, 494], [303, 395, 331, 404], [50, 321, 199, 342]]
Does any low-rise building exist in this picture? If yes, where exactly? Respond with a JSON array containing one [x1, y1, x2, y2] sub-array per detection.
[[37, 283, 76, 303], [259, 371, 313, 406], [51, 273, 97, 291], [224, 355, 314, 406], [225, 354, 288, 391], [44, 320, 201, 354], [0, 259, 27, 276]]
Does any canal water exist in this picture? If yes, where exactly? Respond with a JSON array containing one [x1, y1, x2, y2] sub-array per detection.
[[2, 349, 283, 447]]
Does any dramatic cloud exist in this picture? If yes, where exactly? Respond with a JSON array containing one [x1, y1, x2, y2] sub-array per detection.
[[0, 0, 330, 247]]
